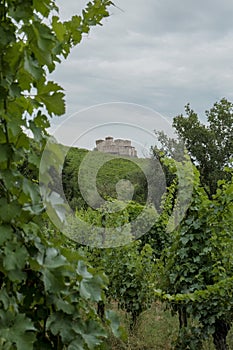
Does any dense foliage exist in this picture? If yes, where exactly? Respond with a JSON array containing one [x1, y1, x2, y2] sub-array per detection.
[[0, 0, 119, 349], [153, 100, 233, 350], [62, 147, 155, 209], [173, 98, 233, 197], [60, 100, 233, 349], [156, 167, 233, 349]]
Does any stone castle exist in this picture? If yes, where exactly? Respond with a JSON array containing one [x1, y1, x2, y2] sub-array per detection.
[[95, 136, 137, 157]]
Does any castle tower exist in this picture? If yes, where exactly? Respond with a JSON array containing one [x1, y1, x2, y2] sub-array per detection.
[[95, 137, 137, 157]]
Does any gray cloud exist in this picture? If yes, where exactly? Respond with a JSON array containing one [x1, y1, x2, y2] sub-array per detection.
[[51, 0, 233, 151]]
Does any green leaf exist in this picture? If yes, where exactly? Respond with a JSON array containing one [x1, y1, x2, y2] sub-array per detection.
[[52, 16, 66, 41], [43, 247, 67, 269], [37, 81, 65, 115], [34, 0, 58, 17], [39, 91, 65, 115], [80, 274, 104, 302], [22, 178, 40, 205], [0, 198, 21, 222], [9, 2, 33, 21], [77, 260, 93, 279], [68, 341, 85, 350], [0, 225, 13, 245], [45, 191, 68, 223], [0, 145, 10, 164], [0, 312, 36, 350], [0, 1, 112, 349], [53, 296, 75, 314], [39, 249, 68, 291], [38, 81, 64, 94], [29, 21, 56, 68], [81, 320, 106, 349], [9, 83, 21, 99], [8, 120, 22, 139], [42, 268, 65, 292], [28, 152, 40, 168], [3, 242, 28, 272], [0, 288, 16, 311], [24, 50, 43, 81], [46, 312, 77, 343], [105, 310, 127, 340]]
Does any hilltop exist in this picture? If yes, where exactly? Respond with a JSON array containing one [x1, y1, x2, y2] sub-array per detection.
[[62, 145, 158, 210]]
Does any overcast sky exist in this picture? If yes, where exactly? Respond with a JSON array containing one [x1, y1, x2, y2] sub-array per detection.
[[50, 0, 233, 155]]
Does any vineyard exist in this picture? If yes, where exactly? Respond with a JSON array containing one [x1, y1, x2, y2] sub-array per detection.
[[58, 141, 233, 349], [0, 1, 233, 349]]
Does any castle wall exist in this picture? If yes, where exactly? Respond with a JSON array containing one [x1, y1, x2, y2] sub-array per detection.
[[95, 137, 137, 157]]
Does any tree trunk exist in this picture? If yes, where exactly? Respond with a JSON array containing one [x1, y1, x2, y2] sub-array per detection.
[[97, 301, 105, 321], [178, 306, 187, 329], [213, 319, 230, 350]]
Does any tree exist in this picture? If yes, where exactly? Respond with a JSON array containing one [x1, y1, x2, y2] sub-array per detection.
[[171, 99, 233, 349], [156, 167, 233, 350], [151, 99, 233, 349], [0, 0, 118, 349], [173, 98, 233, 197]]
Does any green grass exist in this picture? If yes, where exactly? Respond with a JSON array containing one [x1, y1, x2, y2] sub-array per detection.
[[103, 302, 178, 350], [103, 302, 233, 350], [134, 303, 179, 350]]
